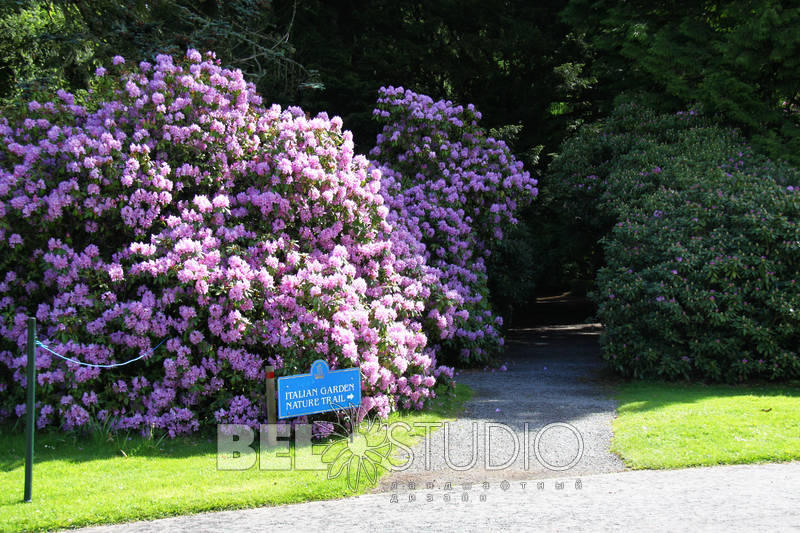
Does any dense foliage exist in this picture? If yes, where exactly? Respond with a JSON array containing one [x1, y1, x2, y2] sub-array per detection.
[[600, 171, 800, 381], [563, 0, 800, 164], [370, 87, 538, 364], [546, 101, 800, 381], [271, 0, 591, 159], [3, 0, 799, 402], [0, 51, 457, 434], [0, 1, 317, 106], [7, 1, 799, 168]]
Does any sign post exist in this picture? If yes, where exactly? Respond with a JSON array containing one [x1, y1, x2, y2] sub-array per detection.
[[24, 317, 36, 503], [277, 360, 361, 419], [265, 365, 277, 425]]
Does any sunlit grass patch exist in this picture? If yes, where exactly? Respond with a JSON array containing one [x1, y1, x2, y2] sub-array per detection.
[[0, 384, 470, 532], [612, 381, 800, 469]]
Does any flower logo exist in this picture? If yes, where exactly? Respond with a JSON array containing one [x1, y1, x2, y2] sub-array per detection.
[[319, 406, 393, 490]]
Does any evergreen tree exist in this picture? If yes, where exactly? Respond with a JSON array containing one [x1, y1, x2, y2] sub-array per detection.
[[563, 0, 800, 163]]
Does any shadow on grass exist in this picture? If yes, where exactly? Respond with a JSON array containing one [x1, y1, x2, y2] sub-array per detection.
[[0, 429, 218, 472], [615, 380, 800, 415], [0, 383, 472, 473]]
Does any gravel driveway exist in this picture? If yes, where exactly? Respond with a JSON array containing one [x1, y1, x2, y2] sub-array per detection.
[[375, 322, 626, 490], [75, 462, 800, 532]]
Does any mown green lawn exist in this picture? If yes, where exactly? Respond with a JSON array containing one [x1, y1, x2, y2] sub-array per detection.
[[0, 384, 470, 533], [612, 381, 800, 469]]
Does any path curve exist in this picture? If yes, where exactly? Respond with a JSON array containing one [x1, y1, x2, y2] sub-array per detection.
[[375, 322, 625, 490], [75, 462, 800, 532]]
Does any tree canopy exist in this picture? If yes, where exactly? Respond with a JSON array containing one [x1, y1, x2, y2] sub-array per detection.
[[270, 0, 591, 158], [563, 0, 800, 163], [0, 0, 318, 106]]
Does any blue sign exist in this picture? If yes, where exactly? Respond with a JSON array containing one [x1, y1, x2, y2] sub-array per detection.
[[277, 360, 361, 419]]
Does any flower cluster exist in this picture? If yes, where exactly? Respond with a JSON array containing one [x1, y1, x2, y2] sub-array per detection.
[[0, 51, 453, 434], [369, 87, 537, 364]]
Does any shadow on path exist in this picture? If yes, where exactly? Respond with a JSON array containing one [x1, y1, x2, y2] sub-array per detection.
[[375, 294, 626, 491]]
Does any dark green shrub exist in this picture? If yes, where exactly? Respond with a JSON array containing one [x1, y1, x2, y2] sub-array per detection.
[[545, 98, 800, 381], [537, 100, 713, 289], [598, 172, 800, 381]]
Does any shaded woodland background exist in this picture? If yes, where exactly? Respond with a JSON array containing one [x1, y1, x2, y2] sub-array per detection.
[[2, 0, 799, 319]]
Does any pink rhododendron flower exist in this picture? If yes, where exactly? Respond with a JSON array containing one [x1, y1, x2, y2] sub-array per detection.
[[0, 51, 482, 434]]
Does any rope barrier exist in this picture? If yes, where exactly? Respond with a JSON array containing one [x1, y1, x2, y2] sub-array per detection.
[[34, 337, 166, 368], [23, 317, 166, 502]]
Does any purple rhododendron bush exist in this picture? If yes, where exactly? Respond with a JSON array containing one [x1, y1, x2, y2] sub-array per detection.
[[370, 87, 538, 365], [0, 51, 457, 435]]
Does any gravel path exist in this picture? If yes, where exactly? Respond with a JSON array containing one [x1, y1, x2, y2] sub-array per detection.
[[375, 322, 625, 490], [75, 462, 800, 532]]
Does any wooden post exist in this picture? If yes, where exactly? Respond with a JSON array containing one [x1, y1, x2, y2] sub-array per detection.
[[265, 365, 277, 425]]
